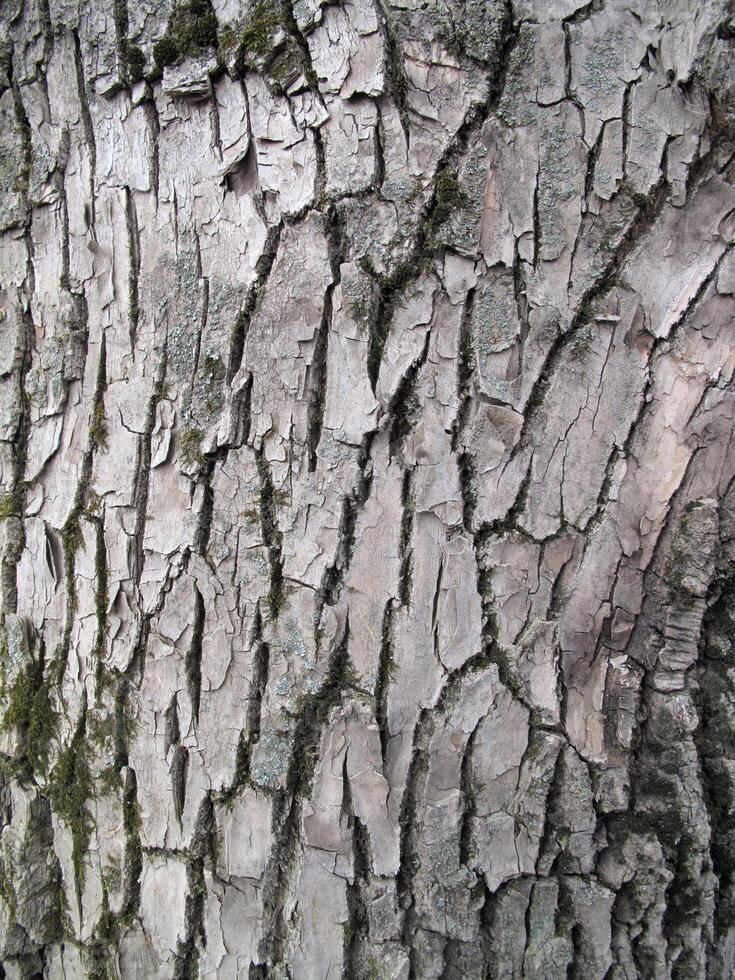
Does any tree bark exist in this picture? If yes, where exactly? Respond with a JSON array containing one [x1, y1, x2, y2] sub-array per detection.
[[1, 0, 735, 977]]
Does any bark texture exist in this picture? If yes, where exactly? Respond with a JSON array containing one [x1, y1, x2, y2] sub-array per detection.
[[1, 0, 735, 977]]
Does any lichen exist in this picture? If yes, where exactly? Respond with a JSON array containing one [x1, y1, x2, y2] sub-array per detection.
[[436, 0, 508, 65], [497, 23, 536, 128], [569, 326, 594, 360], [194, 350, 226, 421], [250, 724, 291, 787]]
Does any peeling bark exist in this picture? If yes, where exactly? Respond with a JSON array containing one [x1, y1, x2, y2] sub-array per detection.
[[1, 0, 735, 977]]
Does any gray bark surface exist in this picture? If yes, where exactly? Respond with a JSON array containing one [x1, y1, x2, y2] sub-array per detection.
[[1, 0, 735, 977]]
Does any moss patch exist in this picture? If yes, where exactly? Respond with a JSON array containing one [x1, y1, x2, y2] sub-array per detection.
[[89, 399, 108, 452], [238, 1, 285, 61], [0, 490, 19, 520], [59, 515, 84, 626], [153, 0, 219, 69], [1, 658, 57, 776], [224, 0, 306, 92], [179, 425, 203, 468], [48, 716, 93, 907], [665, 503, 703, 607], [114, 0, 148, 84], [428, 167, 470, 240], [124, 42, 146, 82], [256, 452, 285, 618]]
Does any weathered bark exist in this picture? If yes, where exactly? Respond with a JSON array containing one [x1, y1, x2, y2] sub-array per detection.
[[1, 0, 734, 976]]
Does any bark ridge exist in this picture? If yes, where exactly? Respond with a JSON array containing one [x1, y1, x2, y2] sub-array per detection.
[[1, 0, 735, 977]]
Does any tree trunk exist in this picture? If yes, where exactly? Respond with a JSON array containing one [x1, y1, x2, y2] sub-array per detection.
[[1, 0, 734, 976]]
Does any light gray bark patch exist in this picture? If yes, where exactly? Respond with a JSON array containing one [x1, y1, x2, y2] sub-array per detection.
[[1, 0, 735, 976]]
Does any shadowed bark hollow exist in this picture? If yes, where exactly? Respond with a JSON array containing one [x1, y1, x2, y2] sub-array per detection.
[[1, 0, 735, 977]]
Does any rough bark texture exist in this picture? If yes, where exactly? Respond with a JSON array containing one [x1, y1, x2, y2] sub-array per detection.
[[1, 0, 735, 977]]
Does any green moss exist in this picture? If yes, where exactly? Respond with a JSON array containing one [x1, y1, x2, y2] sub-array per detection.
[[388, 360, 422, 458], [123, 780, 141, 839], [575, 265, 619, 327], [270, 46, 302, 87], [665, 506, 703, 607], [632, 190, 655, 214], [569, 326, 594, 360], [0, 856, 17, 916], [268, 567, 286, 617], [349, 293, 373, 326], [482, 463, 533, 539], [490, 644, 525, 703], [90, 519, 109, 695], [59, 515, 84, 622], [153, 0, 219, 70], [237, 0, 284, 62], [666, 544, 688, 600], [428, 167, 470, 240], [548, 582, 571, 618], [435, 0, 509, 65], [367, 165, 472, 294], [218, 23, 238, 58], [226, 0, 306, 92], [120, 771, 143, 921], [85, 490, 102, 519], [0, 490, 19, 519], [98, 765, 121, 796], [179, 425, 203, 467], [89, 400, 108, 451], [153, 34, 179, 69], [693, 565, 735, 936], [124, 42, 146, 82], [1, 659, 57, 775], [523, 727, 546, 763], [285, 637, 357, 799], [238, 506, 259, 526], [114, 0, 147, 84], [398, 473, 414, 606], [88, 893, 122, 980], [256, 453, 285, 617], [88, 710, 116, 755], [113, 0, 129, 40], [218, 730, 252, 807], [59, 516, 83, 558], [102, 854, 122, 895], [48, 719, 93, 906]]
